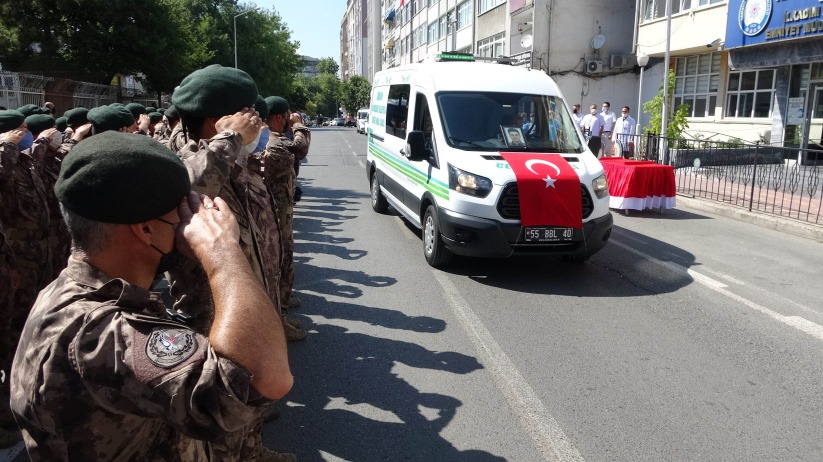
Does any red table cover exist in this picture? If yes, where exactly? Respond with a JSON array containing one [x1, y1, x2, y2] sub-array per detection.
[[599, 158, 676, 210]]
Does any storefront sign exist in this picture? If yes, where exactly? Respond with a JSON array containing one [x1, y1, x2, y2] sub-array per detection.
[[726, 0, 823, 48]]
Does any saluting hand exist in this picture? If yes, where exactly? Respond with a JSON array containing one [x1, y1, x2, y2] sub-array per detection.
[[72, 123, 92, 142], [0, 128, 26, 144], [215, 108, 261, 146], [175, 192, 240, 266]]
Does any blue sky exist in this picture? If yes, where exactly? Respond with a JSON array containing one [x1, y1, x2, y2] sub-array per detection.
[[258, 0, 348, 63]]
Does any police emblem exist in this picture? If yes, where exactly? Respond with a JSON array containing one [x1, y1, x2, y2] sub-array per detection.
[[146, 327, 197, 367], [739, 0, 772, 37]]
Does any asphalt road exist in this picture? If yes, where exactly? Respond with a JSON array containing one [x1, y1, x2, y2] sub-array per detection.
[[4, 127, 822, 461]]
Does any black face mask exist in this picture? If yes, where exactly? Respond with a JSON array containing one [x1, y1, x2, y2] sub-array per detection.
[[151, 217, 185, 276]]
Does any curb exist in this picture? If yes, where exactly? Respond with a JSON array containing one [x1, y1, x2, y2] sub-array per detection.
[[676, 195, 823, 243]]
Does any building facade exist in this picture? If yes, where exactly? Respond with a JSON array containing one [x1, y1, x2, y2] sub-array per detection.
[[341, 0, 370, 81]]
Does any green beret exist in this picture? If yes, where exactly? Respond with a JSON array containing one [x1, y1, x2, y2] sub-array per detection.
[[164, 105, 179, 121], [148, 112, 162, 124], [17, 104, 44, 117], [254, 95, 269, 120], [157, 108, 166, 115], [55, 131, 191, 224], [265, 96, 289, 116], [125, 103, 146, 119], [146, 106, 157, 113], [88, 105, 135, 133], [55, 117, 68, 132], [0, 110, 25, 133], [25, 114, 56, 136], [64, 107, 89, 127], [172, 64, 258, 118]]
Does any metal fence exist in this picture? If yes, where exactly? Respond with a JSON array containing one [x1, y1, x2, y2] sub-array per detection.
[[610, 134, 823, 225]]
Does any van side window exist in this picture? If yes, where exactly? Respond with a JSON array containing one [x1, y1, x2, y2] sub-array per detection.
[[414, 93, 435, 156], [386, 84, 410, 139]]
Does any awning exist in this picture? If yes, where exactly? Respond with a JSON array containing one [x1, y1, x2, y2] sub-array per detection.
[[384, 10, 395, 22]]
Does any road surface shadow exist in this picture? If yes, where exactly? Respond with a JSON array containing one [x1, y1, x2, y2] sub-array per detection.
[[611, 206, 713, 220], [265, 295, 502, 462]]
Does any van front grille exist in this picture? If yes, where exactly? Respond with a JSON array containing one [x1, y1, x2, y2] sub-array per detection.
[[496, 183, 594, 220]]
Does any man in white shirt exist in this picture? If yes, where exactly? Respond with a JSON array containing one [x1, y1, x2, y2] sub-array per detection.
[[600, 102, 617, 156], [580, 104, 605, 156], [571, 104, 584, 130], [611, 106, 637, 158]]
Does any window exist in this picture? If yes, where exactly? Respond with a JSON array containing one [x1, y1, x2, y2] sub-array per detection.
[[387, 84, 410, 139], [478, 0, 505, 15], [477, 32, 505, 58], [439, 15, 448, 38], [428, 23, 438, 44], [412, 23, 427, 49], [457, 0, 473, 29], [673, 52, 720, 118], [726, 69, 776, 118], [644, 0, 724, 21]]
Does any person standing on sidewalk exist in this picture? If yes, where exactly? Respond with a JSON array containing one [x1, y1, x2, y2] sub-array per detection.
[[611, 106, 637, 158], [581, 105, 605, 157], [600, 101, 617, 156]]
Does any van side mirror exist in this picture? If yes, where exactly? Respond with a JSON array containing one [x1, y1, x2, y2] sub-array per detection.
[[403, 130, 428, 162]]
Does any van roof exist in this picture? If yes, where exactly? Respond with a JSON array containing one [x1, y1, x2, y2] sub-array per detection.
[[374, 61, 561, 96]]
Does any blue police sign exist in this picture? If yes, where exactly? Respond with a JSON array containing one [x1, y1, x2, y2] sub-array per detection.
[[726, 0, 823, 49]]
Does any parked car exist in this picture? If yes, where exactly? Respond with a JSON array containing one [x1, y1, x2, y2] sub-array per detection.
[[335, 117, 345, 126], [356, 108, 369, 134]]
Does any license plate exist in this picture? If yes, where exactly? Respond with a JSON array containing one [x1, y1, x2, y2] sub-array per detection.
[[523, 227, 576, 243]]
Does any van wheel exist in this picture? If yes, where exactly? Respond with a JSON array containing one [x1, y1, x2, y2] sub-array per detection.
[[370, 171, 389, 213], [423, 205, 453, 267]]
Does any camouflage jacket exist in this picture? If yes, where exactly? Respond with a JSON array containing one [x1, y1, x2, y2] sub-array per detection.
[[11, 259, 270, 461], [168, 128, 268, 316], [257, 134, 296, 205], [0, 140, 50, 235], [281, 123, 311, 161]]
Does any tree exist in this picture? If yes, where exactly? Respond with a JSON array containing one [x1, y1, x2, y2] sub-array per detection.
[[316, 57, 339, 76], [339, 75, 371, 115], [643, 69, 690, 140], [307, 73, 341, 117], [0, 0, 302, 97]]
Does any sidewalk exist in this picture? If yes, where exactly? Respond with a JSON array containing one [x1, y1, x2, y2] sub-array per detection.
[[675, 194, 823, 243]]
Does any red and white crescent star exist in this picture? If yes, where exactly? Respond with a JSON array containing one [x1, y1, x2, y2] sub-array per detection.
[[525, 159, 562, 188]]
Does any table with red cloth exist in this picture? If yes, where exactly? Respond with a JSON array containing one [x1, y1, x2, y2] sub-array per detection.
[[599, 158, 676, 211]]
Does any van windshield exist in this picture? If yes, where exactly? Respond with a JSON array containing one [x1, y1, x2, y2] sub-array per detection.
[[358, 110, 368, 120], [436, 92, 584, 153]]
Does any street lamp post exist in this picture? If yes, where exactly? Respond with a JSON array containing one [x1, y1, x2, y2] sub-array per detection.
[[636, 52, 649, 135], [234, 6, 260, 68]]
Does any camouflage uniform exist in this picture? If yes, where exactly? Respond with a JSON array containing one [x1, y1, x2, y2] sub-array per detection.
[[0, 140, 52, 353], [42, 140, 75, 278], [167, 127, 274, 462], [166, 126, 269, 324], [263, 124, 310, 305], [11, 258, 272, 461], [0, 217, 16, 386]]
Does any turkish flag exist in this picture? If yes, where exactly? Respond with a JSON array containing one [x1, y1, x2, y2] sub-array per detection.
[[500, 153, 583, 229]]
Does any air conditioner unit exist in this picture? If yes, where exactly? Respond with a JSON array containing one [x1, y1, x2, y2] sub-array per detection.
[[586, 60, 603, 74], [610, 54, 632, 69]]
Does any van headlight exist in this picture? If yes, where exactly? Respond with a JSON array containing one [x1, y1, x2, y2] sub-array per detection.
[[449, 165, 492, 198], [592, 174, 609, 199]]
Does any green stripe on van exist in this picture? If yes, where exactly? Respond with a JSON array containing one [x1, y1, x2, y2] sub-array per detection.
[[368, 142, 450, 200]]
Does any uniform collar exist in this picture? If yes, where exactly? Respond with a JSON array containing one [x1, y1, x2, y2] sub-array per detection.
[[65, 258, 165, 314]]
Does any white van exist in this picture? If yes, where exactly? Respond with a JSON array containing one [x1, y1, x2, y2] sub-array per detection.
[[356, 108, 369, 134], [366, 53, 613, 267]]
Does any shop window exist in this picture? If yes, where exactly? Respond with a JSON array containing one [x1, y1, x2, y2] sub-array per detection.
[[725, 69, 776, 118], [673, 52, 720, 118]]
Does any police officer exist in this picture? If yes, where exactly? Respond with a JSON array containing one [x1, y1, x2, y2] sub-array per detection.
[[10, 131, 293, 460]]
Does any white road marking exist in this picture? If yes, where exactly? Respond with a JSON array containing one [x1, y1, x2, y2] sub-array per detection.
[[432, 271, 586, 462], [358, 159, 365, 168], [611, 239, 823, 342]]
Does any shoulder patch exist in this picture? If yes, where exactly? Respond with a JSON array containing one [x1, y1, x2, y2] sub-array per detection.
[[146, 327, 198, 368]]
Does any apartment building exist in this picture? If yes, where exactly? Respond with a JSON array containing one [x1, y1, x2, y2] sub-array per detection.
[[341, 0, 370, 81], [639, 0, 823, 149]]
